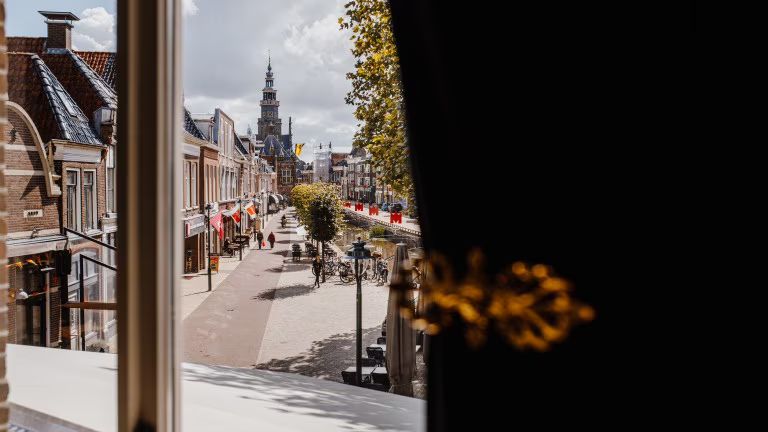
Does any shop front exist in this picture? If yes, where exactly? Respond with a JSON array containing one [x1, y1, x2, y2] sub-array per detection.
[[184, 213, 206, 273]]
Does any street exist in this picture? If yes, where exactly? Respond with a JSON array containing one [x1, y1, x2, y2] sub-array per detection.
[[182, 208, 390, 381]]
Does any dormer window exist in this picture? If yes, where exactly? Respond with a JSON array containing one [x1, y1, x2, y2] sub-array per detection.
[[57, 87, 80, 117]]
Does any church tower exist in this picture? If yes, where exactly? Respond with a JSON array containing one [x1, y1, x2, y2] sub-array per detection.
[[257, 55, 282, 140]]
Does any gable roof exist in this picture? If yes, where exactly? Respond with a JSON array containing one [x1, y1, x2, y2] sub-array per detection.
[[30, 54, 103, 146], [260, 135, 287, 157], [234, 133, 248, 157], [75, 51, 117, 90], [184, 108, 207, 140], [40, 50, 117, 123], [7, 37, 47, 54]]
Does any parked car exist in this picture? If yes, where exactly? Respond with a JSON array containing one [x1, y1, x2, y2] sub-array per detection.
[[380, 203, 390, 212], [390, 202, 403, 213]]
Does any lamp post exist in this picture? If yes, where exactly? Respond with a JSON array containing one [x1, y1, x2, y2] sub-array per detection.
[[347, 237, 372, 386], [239, 197, 244, 261], [205, 202, 213, 291]]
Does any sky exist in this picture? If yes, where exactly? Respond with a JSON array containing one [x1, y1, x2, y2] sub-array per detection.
[[6, 0, 356, 162]]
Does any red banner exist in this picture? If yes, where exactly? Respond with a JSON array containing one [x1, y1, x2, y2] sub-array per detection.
[[245, 202, 257, 219], [231, 210, 241, 225], [210, 211, 224, 240]]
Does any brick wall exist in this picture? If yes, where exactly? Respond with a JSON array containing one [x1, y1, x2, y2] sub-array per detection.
[[2, 0, 12, 428], [45, 23, 70, 50], [61, 159, 107, 233], [3, 110, 60, 234]]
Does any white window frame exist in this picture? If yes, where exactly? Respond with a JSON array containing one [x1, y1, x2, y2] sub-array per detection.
[[83, 169, 98, 231], [190, 161, 198, 207], [183, 161, 190, 208], [106, 146, 116, 213], [66, 169, 81, 232]]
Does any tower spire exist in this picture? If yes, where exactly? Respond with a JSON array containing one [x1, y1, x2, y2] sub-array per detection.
[[268, 50, 272, 72]]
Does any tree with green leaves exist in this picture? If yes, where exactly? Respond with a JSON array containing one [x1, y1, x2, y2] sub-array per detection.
[[340, 0, 416, 215], [291, 183, 345, 281]]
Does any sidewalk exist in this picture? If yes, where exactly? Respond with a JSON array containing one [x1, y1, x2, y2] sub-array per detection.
[[182, 209, 289, 366], [254, 222, 390, 381], [180, 212, 285, 320], [181, 244, 252, 320]]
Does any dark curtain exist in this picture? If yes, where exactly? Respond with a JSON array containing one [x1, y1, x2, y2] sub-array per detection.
[[388, 2, 695, 430]]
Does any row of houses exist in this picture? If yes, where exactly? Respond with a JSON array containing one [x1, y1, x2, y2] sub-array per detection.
[[302, 144, 400, 205], [4, 11, 300, 352]]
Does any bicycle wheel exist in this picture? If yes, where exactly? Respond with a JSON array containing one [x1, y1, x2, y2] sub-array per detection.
[[339, 270, 353, 283], [324, 262, 336, 275]]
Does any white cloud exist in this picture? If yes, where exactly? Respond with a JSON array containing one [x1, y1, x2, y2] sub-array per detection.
[[183, 0, 200, 16], [284, 14, 351, 68], [72, 7, 115, 51], [183, 0, 357, 162]]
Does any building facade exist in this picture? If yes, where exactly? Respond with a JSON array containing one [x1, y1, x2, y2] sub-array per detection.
[[256, 59, 299, 195], [5, 11, 117, 351], [346, 147, 375, 202]]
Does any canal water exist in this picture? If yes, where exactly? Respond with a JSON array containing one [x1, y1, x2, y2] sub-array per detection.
[[334, 215, 422, 262]]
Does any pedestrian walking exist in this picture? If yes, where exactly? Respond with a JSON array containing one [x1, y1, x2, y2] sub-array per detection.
[[256, 230, 264, 250], [312, 256, 323, 288], [267, 231, 276, 249]]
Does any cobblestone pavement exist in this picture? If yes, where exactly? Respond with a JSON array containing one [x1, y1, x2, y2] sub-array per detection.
[[182, 207, 425, 395], [182, 209, 289, 366], [253, 218, 391, 383]]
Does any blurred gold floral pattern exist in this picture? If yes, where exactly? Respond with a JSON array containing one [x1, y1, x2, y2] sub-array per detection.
[[394, 249, 595, 351]]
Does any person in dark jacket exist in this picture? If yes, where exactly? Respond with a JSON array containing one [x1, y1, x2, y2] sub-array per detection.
[[312, 256, 323, 288], [267, 232, 276, 249], [256, 230, 264, 249]]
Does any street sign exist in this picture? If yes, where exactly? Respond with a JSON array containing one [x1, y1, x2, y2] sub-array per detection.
[[210, 256, 220, 273]]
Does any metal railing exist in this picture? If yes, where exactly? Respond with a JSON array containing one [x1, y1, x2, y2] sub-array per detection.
[[59, 227, 118, 350], [62, 227, 116, 251]]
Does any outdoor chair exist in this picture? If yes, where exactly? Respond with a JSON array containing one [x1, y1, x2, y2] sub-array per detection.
[[366, 347, 385, 366], [361, 357, 378, 367], [222, 239, 236, 257], [371, 368, 390, 387], [377, 336, 386, 345], [341, 370, 356, 384], [235, 234, 250, 248], [341, 369, 371, 385]]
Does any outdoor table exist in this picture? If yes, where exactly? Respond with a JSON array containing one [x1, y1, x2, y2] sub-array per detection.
[[371, 367, 390, 386], [343, 366, 377, 377], [369, 344, 386, 353]]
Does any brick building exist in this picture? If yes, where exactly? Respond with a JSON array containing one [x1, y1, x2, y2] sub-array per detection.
[[5, 11, 116, 351], [256, 59, 299, 195], [182, 109, 209, 273]]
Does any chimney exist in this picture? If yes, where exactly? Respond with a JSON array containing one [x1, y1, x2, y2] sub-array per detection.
[[39, 11, 80, 50]]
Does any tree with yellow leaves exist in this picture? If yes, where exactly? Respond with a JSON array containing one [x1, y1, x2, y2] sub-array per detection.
[[340, 0, 415, 213]]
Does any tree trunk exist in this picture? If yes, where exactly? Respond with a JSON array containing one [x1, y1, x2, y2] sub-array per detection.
[[321, 241, 326, 282]]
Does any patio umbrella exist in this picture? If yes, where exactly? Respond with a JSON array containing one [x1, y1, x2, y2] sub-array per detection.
[[386, 243, 416, 396]]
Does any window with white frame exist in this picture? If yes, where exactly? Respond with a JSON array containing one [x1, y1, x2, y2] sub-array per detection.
[[231, 169, 237, 198], [190, 162, 198, 207], [106, 146, 116, 213], [183, 162, 190, 207], [84, 170, 97, 231], [220, 168, 226, 200], [66, 169, 81, 231]]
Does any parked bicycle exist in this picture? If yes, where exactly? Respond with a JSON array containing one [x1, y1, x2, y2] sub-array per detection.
[[338, 260, 354, 283], [375, 260, 389, 284]]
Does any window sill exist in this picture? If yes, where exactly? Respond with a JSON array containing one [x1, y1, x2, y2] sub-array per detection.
[[7, 344, 425, 432]]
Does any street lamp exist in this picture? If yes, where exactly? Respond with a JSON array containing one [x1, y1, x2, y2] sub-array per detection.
[[238, 196, 245, 261], [347, 237, 372, 386], [204, 202, 214, 291]]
